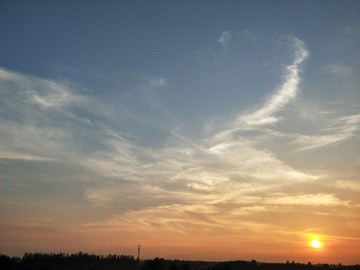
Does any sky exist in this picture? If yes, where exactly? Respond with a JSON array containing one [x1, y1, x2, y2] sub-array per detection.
[[0, 0, 360, 265]]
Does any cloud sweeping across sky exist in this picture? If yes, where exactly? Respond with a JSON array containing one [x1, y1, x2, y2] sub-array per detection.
[[238, 37, 309, 127], [0, 1, 359, 264]]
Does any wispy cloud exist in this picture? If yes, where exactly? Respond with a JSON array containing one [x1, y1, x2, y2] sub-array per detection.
[[268, 193, 349, 206], [150, 78, 167, 87], [341, 23, 360, 36], [326, 64, 353, 76], [0, 68, 84, 109], [0, 70, 79, 161], [84, 188, 115, 207], [292, 114, 360, 151], [1, 38, 317, 204], [237, 37, 309, 127], [0, 149, 53, 161]]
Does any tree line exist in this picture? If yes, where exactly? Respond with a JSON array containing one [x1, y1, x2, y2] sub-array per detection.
[[140, 258, 360, 270], [0, 252, 138, 270], [1, 253, 359, 270]]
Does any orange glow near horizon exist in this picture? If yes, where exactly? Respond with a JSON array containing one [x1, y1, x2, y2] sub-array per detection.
[[2, 224, 360, 264]]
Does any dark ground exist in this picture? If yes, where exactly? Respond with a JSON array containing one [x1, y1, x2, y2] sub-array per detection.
[[1, 252, 359, 270]]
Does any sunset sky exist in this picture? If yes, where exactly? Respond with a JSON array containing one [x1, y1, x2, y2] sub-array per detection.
[[0, 0, 360, 264]]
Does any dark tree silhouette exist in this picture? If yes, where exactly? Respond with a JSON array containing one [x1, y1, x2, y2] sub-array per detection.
[[1, 253, 360, 270], [141, 257, 166, 270]]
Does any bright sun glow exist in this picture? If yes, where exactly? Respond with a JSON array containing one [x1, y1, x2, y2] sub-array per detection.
[[311, 238, 322, 249]]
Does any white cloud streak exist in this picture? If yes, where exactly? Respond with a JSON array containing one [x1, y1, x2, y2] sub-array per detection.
[[237, 37, 309, 127], [293, 114, 360, 151]]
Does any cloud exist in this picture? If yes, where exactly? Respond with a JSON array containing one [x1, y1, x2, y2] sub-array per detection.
[[150, 78, 167, 87], [237, 37, 309, 127], [0, 68, 113, 163], [326, 64, 353, 76], [82, 139, 142, 180], [292, 114, 360, 151], [82, 192, 353, 242], [0, 121, 68, 161], [84, 188, 115, 207], [0, 68, 84, 109], [0, 42, 320, 213], [206, 140, 316, 182], [0, 149, 52, 161], [217, 31, 231, 46], [342, 24, 360, 36], [0, 40, 320, 200], [268, 193, 349, 206]]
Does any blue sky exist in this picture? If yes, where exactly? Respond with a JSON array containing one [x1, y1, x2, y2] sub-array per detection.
[[0, 0, 360, 263]]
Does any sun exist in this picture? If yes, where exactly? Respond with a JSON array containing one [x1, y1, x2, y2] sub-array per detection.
[[310, 237, 322, 249]]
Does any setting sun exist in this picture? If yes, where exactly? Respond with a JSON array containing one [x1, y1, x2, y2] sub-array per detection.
[[311, 238, 322, 249]]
